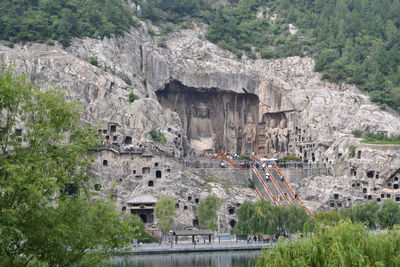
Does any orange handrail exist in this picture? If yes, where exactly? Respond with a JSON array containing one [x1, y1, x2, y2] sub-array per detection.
[[253, 165, 280, 205], [273, 164, 296, 198], [212, 154, 237, 167], [273, 164, 312, 216], [254, 186, 265, 201], [265, 166, 290, 204]]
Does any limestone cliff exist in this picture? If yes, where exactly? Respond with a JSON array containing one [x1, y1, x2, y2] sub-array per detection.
[[1, 19, 400, 231]]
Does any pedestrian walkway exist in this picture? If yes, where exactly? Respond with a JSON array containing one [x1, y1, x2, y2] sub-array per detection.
[[119, 240, 271, 255]]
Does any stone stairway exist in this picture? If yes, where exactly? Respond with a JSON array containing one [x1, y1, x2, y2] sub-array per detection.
[[252, 165, 279, 205]]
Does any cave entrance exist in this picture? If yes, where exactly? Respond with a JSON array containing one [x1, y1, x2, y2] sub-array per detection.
[[156, 81, 260, 154], [139, 214, 147, 223]]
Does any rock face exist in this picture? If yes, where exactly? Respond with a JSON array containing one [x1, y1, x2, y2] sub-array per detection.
[[1, 19, 400, 231]]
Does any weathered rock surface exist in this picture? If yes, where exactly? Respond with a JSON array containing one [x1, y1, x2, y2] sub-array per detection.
[[1, 18, 400, 230]]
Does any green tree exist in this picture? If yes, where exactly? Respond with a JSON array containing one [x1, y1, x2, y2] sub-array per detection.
[[236, 200, 310, 236], [0, 67, 137, 266], [353, 200, 379, 229], [155, 197, 176, 238], [198, 196, 221, 231], [379, 199, 400, 229]]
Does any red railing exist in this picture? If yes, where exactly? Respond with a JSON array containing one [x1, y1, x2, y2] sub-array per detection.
[[273, 164, 312, 216], [253, 165, 280, 205]]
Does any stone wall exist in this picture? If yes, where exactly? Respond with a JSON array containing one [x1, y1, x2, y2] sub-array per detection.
[[281, 167, 331, 181], [190, 168, 252, 188]]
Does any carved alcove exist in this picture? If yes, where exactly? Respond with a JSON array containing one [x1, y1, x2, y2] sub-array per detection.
[[259, 112, 290, 155], [156, 81, 259, 153]]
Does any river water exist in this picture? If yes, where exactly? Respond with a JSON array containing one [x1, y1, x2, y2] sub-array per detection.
[[109, 250, 262, 267]]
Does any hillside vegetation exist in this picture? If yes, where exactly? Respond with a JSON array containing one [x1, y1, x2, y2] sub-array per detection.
[[0, 0, 137, 46], [142, 0, 400, 113]]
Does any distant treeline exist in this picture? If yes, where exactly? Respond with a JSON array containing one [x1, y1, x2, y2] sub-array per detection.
[[0, 0, 137, 46]]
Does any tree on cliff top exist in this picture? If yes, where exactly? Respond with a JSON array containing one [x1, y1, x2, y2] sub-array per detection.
[[0, 67, 137, 266]]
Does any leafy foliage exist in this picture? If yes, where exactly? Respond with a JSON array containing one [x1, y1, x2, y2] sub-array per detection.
[[0, 67, 138, 266], [352, 130, 400, 144], [256, 220, 400, 267], [90, 56, 98, 66], [0, 0, 136, 46], [128, 91, 139, 102], [149, 128, 166, 143], [198, 196, 222, 231], [123, 215, 159, 243], [279, 155, 302, 163], [235, 200, 310, 235], [315, 200, 400, 230], [238, 153, 252, 160], [349, 145, 356, 158], [379, 200, 400, 229], [155, 197, 176, 233]]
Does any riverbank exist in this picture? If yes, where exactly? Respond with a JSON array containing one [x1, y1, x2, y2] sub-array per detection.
[[116, 241, 270, 255]]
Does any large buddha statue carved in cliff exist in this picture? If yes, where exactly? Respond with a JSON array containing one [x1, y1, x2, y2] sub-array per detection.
[[269, 119, 279, 153], [278, 119, 290, 153], [244, 115, 256, 153], [188, 102, 214, 151]]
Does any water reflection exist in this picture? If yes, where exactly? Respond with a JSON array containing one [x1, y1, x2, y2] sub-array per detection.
[[109, 250, 261, 267]]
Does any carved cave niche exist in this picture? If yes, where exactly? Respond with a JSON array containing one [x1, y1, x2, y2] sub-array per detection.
[[228, 207, 235, 214], [260, 112, 290, 154], [124, 136, 132, 145], [94, 184, 102, 191], [156, 81, 259, 154], [367, 171, 375, 178], [362, 188, 367, 194], [110, 124, 117, 133]]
